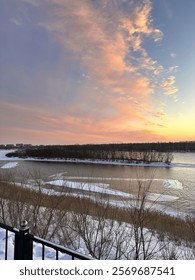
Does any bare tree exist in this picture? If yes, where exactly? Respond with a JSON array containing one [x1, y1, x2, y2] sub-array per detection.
[[126, 170, 165, 259]]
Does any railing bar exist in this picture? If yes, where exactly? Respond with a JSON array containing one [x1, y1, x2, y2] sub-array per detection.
[[5, 229, 8, 260], [0, 223, 19, 234], [1, 223, 92, 260], [42, 244, 45, 260], [32, 241, 34, 260], [30, 235, 92, 260]]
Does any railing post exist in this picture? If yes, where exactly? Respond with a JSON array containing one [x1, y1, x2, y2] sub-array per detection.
[[14, 220, 33, 260]]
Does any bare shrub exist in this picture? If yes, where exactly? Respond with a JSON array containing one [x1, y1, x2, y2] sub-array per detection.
[[0, 168, 195, 260]]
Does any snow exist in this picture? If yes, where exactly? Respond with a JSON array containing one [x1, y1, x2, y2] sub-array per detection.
[[163, 179, 183, 189], [1, 149, 195, 169], [0, 149, 173, 167], [1, 162, 18, 169], [145, 192, 179, 202], [0, 150, 20, 161], [0, 229, 15, 260], [32, 242, 72, 260], [57, 158, 173, 167], [46, 179, 134, 199], [59, 176, 162, 182], [13, 179, 187, 219], [1, 216, 194, 260], [57, 176, 184, 190], [0, 228, 76, 260], [172, 162, 195, 169]]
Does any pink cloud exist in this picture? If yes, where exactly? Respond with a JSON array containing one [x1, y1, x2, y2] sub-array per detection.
[[153, 111, 167, 119], [39, 0, 163, 94], [161, 76, 178, 95], [1, 0, 179, 144]]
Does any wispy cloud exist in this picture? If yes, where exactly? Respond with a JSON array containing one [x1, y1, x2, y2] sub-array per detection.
[[170, 52, 176, 59], [161, 76, 178, 95], [0, 0, 179, 143]]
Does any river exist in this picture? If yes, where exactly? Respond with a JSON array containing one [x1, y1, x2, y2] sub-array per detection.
[[0, 150, 195, 218]]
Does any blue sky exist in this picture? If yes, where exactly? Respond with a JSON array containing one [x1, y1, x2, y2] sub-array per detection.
[[0, 0, 195, 144]]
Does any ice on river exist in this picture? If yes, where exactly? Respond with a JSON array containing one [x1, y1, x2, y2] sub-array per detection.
[[46, 179, 134, 199], [145, 192, 179, 202], [1, 162, 18, 169], [163, 179, 183, 189]]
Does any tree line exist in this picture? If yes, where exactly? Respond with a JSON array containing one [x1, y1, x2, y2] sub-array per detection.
[[6, 140, 195, 164], [5, 142, 179, 164]]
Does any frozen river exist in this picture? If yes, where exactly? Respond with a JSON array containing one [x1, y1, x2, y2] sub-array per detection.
[[0, 150, 195, 218]]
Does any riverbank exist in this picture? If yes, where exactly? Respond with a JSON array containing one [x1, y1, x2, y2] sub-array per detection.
[[0, 149, 172, 167], [2, 149, 195, 169], [0, 179, 195, 260]]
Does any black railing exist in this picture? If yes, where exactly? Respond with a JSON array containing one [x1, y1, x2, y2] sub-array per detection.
[[0, 221, 92, 260]]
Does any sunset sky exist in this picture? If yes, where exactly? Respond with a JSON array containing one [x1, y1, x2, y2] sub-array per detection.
[[0, 0, 195, 145]]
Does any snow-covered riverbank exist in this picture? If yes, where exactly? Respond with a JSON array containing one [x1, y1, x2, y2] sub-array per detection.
[[1, 149, 195, 169]]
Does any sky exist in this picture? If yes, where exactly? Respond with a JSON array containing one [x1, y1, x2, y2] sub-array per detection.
[[0, 0, 195, 145]]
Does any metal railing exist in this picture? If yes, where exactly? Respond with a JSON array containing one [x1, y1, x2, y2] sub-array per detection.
[[0, 221, 93, 260]]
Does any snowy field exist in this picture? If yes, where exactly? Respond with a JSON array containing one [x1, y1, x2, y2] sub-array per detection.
[[0, 215, 194, 260]]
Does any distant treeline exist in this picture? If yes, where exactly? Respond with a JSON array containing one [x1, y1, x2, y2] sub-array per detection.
[[6, 141, 195, 164]]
